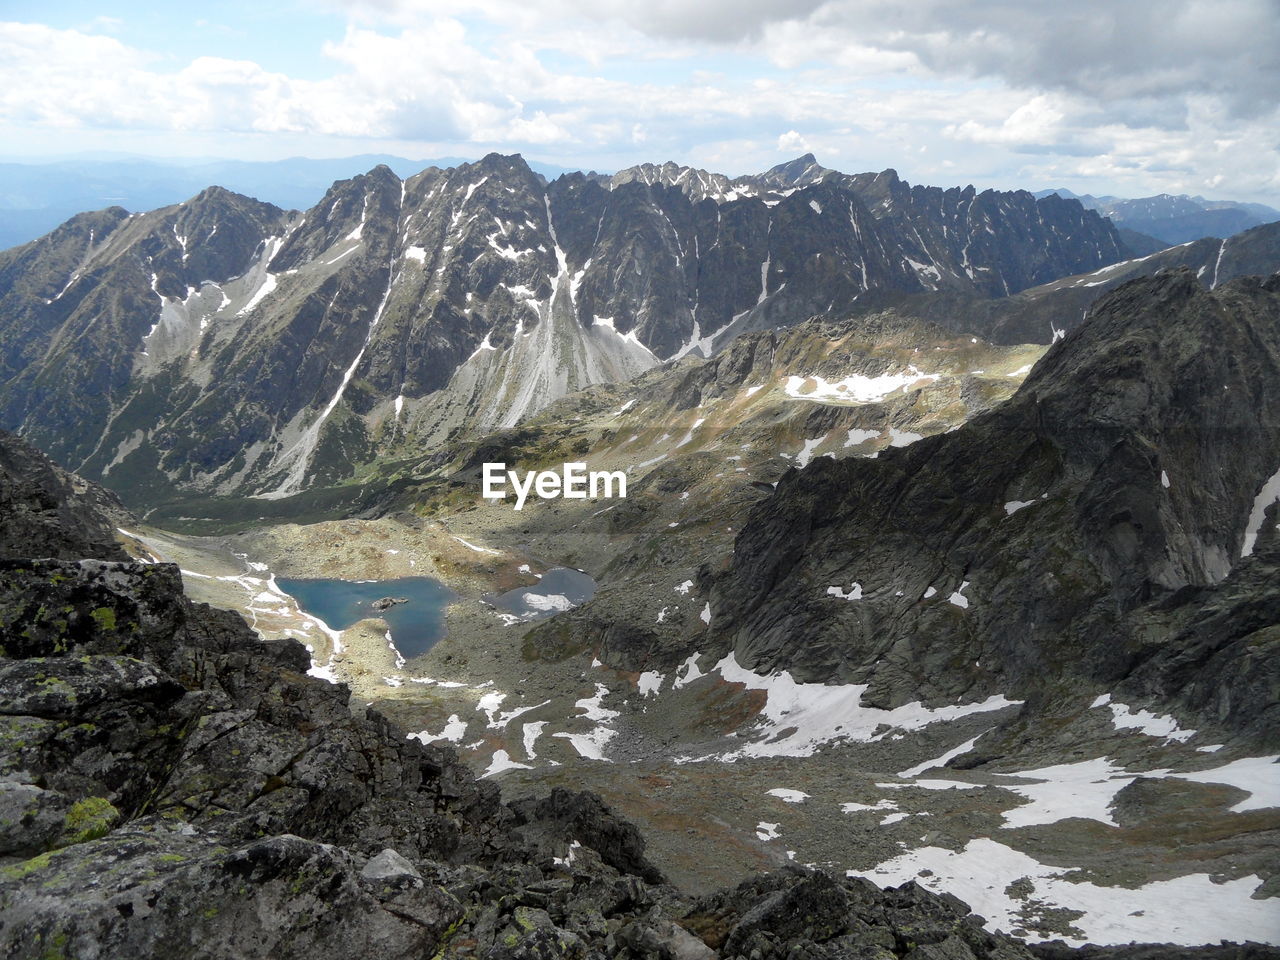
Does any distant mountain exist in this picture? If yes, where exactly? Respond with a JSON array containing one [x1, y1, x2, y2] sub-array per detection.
[[876, 218, 1280, 345], [0, 152, 1129, 504], [1112, 226, 1169, 257], [1035, 188, 1280, 245], [0, 154, 582, 250]]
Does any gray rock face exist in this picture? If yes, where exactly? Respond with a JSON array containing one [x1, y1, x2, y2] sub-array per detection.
[[361, 846, 424, 883], [681, 869, 1038, 960], [3, 827, 465, 960], [0, 429, 131, 561], [708, 271, 1280, 743], [0, 153, 1132, 502], [617, 917, 718, 960], [0, 430, 653, 956]]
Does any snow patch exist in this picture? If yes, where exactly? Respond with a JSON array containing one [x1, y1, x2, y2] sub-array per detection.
[[525, 593, 574, 612], [482, 749, 531, 778], [756, 822, 780, 841], [452, 535, 502, 556], [522, 721, 547, 760], [841, 799, 899, 814], [1092, 694, 1196, 742], [676, 418, 706, 448], [766, 788, 809, 803], [862, 838, 1276, 947], [409, 715, 467, 746], [784, 367, 939, 404], [672, 653, 706, 689], [897, 733, 985, 778], [1171, 755, 1280, 812], [844, 428, 879, 448], [998, 757, 1138, 828], [1241, 465, 1280, 557], [795, 436, 825, 468], [709, 653, 1020, 759], [637, 671, 663, 697], [827, 582, 863, 601]]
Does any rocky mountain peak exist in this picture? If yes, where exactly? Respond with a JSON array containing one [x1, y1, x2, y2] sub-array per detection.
[[463, 151, 536, 180], [189, 183, 254, 206], [608, 160, 737, 203], [760, 153, 828, 187]]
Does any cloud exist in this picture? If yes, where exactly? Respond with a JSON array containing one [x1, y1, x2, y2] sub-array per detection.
[[776, 130, 809, 153], [566, 0, 1279, 123], [1, 3, 1277, 205], [946, 94, 1070, 147], [0, 19, 560, 145], [562, 0, 825, 43], [889, 0, 1278, 121]]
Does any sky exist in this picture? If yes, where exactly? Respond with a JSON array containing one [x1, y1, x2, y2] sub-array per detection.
[[1, 0, 1277, 204]]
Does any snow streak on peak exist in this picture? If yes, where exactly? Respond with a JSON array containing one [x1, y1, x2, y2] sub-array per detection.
[[259, 191, 407, 499]]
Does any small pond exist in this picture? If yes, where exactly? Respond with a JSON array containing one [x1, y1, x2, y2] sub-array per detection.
[[276, 576, 455, 658], [484, 567, 597, 621]]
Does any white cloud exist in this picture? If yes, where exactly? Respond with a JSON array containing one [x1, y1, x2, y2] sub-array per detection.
[[1, 2, 1277, 206], [776, 130, 809, 153], [947, 94, 1068, 147]]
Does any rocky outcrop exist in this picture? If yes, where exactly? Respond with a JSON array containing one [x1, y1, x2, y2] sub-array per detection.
[[0, 429, 130, 561], [0, 434, 651, 956], [681, 869, 1039, 960], [707, 271, 1280, 744]]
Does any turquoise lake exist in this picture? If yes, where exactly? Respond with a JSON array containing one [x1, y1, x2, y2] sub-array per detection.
[[275, 577, 455, 658]]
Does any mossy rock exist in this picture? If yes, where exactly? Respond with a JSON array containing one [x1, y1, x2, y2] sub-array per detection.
[[58, 797, 120, 847]]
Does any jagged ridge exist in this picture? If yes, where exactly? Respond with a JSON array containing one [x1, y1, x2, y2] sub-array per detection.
[[0, 153, 1130, 502]]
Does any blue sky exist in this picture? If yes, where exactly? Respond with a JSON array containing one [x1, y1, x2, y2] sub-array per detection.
[[2, 0, 1277, 204]]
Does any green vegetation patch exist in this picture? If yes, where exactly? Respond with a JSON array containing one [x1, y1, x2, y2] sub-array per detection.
[[58, 796, 120, 846]]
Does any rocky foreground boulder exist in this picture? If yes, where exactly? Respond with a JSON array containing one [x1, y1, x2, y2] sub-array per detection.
[[1, 426, 1277, 958]]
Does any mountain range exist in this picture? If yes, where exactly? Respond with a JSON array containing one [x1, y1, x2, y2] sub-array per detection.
[[0, 152, 1135, 506], [1036, 188, 1280, 247], [0, 153, 582, 251]]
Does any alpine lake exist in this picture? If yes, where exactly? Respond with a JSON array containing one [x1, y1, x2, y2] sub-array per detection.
[[277, 567, 596, 658]]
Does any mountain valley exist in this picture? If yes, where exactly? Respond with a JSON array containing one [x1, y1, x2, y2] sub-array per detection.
[[2, 153, 1279, 957]]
